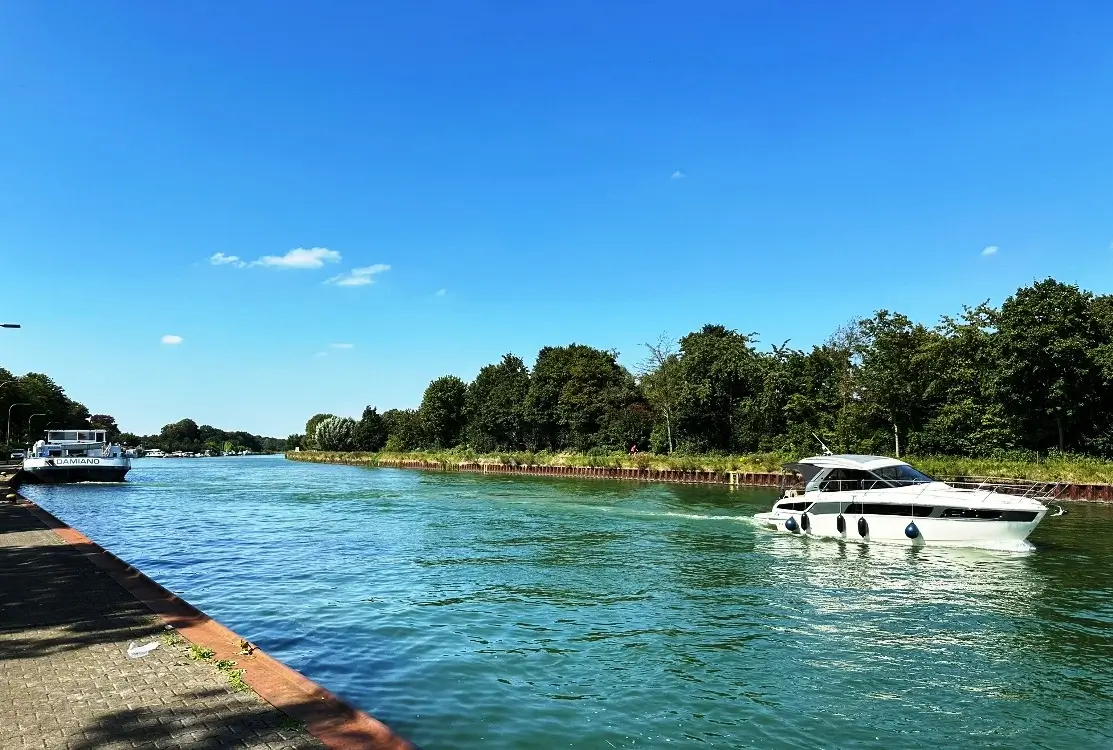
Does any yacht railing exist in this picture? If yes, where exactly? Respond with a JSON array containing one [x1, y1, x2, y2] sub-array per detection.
[[808, 477, 1065, 502], [812, 479, 931, 493], [937, 476, 1066, 502]]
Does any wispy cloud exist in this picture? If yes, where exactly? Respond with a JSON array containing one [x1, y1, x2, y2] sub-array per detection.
[[330, 343, 354, 349], [210, 247, 342, 270], [981, 245, 998, 257], [314, 351, 328, 358], [435, 288, 446, 297], [210, 252, 245, 268], [161, 334, 183, 345], [671, 170, 686, 179], [326, 264, 391, 287], [252, 247, 341, 269]]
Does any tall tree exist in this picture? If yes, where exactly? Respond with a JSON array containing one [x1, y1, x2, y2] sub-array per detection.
[[315, 416, 356, 451], [354, 406, 388, 452], [638, 335, 682, 453], [12, 373, 91, 442], [913, 304, 1014, 455], [674, 325, 763, 452], [89, 414, 121, 441], [853, 311, 938, 457], [304, 413, 335, 450], [382, 409, 424, 451], [419, 376, 468, 448], [467, 354, 531, 452], [996, 279, 1104, 452], [779, 345, 850, 454], [527, 344, 641, 451]]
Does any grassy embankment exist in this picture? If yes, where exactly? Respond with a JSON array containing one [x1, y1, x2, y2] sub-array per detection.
[[287, 450, 1113, 485]]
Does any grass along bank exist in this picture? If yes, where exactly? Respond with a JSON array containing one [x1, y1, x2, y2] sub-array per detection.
[[286, 450, 1113, 485]]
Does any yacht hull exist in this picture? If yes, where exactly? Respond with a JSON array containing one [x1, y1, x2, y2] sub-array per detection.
[[755, 509, 1046, 548]]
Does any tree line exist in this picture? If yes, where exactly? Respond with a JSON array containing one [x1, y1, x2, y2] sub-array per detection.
[[294, 278, 1113, 459], [120, 418, 287, 455], [0, 368, 285, 453]]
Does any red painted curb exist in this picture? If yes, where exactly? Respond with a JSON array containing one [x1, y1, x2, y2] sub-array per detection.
[[14, 498, 420, 750]]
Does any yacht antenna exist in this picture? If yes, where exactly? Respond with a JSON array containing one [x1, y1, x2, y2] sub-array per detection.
[[812, 432, 833, 456]]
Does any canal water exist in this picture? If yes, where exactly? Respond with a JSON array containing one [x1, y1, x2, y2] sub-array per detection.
[[21, 456, 1113, 749]]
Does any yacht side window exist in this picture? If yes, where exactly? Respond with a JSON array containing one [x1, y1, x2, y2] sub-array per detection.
[[819, 469, 877, 492]]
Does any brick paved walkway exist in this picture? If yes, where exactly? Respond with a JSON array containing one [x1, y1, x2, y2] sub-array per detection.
[[0, 500, 325, 750]]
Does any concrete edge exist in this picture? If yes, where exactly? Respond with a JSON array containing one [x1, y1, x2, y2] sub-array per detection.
[[12, 495, 420, 750]]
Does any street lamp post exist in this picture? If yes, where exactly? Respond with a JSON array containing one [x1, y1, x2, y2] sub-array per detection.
[[7, 403, 29, 445], [27, 413, 45, 442]]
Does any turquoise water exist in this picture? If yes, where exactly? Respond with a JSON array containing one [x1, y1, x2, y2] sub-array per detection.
[[21, 456, 1113, 749]]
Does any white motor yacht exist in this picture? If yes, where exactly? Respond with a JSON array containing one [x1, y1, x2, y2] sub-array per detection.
[[754, 454, 1062, 549]]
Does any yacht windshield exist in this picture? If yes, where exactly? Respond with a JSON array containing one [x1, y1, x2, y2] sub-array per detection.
[[872, 464, 933, 485]]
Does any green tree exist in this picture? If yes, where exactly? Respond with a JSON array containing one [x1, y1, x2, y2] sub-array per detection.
[[638, 336, 682, 453], [315, 416, 356, 451], [160, 418, 202, 452], [304, 413, 335, 450], [382, 409, 423, 451], [674, 325, 763, 452], [286, 433, 303, 450], [11, 373, 91, 443], [526, 344, 641, 451], [89, 414, 121, 441], [354, 406, 388, 452], [419, 376, 468, 448], [778, 345, 851, 454], [853, 311, 938, 457], [466, 354, 530, 452], [911, 304, 1015, 455], [996, 279, 1104, 452]]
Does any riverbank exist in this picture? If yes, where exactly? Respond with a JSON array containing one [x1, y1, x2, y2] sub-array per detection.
[[0, 478, 417, 750], [287, 449, 1113, 501]]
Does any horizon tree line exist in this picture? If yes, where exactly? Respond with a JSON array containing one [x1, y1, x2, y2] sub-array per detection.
[[0, 370, 285, 453], [295, 278, 1113, 460]]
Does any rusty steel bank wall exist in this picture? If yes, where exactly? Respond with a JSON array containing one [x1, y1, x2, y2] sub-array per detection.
[[286, 453, 1113, 502]]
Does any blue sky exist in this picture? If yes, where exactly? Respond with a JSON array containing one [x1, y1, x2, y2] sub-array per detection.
[[1, 1, 1111, 437]]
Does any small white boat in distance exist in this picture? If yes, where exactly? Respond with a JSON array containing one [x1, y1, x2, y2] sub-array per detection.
[[754, 454, 1062, 549]]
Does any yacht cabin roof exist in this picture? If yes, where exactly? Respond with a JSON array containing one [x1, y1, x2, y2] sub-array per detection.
[[783, 455, 912, 485], [796, 454, 909, 471]]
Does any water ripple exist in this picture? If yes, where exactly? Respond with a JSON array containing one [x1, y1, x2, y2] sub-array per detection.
[[21, 457, 1113, 749]]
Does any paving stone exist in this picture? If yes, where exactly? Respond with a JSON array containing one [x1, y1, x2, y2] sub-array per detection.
[[0, 502, 324, 749]]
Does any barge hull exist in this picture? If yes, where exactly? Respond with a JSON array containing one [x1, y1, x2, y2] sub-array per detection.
[[21, 467, 130, 484]]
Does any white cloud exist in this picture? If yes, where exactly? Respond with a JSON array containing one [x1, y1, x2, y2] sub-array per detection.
[[210, 252, 245, 268], [330, 343, 354, 349], [251, 247, 341, 269], [671, 170, 686, 179], [326, 264, 391, 287], [435, 288, 446, 297], [161, 335, 183, 345], [314, 351, 327, 358], [981, 245, 998, 257]]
